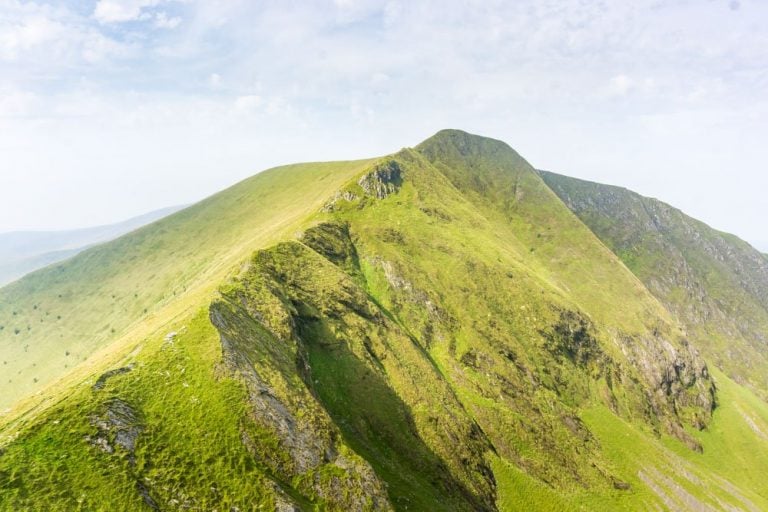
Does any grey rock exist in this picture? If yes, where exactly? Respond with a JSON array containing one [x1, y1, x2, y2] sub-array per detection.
[[357, 160, 403, 199], [87, 398, 143, 463], [93, 363, 135, 391]]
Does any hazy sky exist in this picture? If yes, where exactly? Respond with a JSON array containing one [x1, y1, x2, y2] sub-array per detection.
[[1, 0, 767, 250]]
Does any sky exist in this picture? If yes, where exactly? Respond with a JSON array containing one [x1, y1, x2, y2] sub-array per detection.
[[1, 0, 767, 250]]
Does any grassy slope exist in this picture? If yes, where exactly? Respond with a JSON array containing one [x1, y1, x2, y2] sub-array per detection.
[[415, 131, 676, 335], [0, 310, 280, 511], [0, 206, 184, 288], [491, 369, 768, 512], [1, 130, 767, 511], [0, 159, 375, 412], [540, 171, 768, 399], [324, 133, 766, 510], [213, 236, 495, 510]]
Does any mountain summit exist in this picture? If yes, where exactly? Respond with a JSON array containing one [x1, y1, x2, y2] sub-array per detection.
[[1, 131, 766, 511]]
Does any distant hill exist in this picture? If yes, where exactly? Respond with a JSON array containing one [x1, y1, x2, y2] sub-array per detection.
[[0, 131, 767, 511], [0, 206, 184, 287]]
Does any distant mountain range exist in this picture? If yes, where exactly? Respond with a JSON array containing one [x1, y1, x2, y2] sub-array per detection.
[[0, 206, 184, 287]]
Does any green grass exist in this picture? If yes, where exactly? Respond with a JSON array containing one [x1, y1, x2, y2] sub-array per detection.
[[0, 159, 376, 412], [0, 310, 278, 511], [493, 370, 768, 511], [668, 367, 768, 501], [491, 455, 580, 512], [541, 170, 768, 400], [1, 129, 768, 511]]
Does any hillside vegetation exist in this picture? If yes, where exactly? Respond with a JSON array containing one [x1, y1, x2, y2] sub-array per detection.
[[1, 131, 767, 511], [0, 160, 375, 411], [0, 206, 184, 288], [541, 171, 768, 400]]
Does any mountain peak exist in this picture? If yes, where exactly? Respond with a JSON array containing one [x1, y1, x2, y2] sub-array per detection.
[[417, 129, 514, 158]]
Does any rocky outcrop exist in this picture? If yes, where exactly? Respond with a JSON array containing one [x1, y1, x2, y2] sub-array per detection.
[[210, 224, 499, 511], [541, 170, 768, 400], [92, 364, 135, 391], [617, 332, 715, 444], [321, 190, 359, 212], [86, 398, 143, 460], [321, 160, 403, 212], [357, 160, 403, 199], [300, 221, 362, 279], [541, 310, 604, 367], [84, 383, 163, 510], [210, 300, 391, 511], [211, 306, 340, 476]]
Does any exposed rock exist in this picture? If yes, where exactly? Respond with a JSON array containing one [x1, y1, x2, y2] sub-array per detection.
[[617, 332, 715, 432], [211, 310, 328, 475], [321, 190, 359, 212], [274, 495, 300, 512], [93, 363, 135, 391], [357, 160, 403, 199], [612, 479, 631, 491], [541, 310, 603, 367], [301, 222, 361, 278], [86, 398, 143, 463], [210, 298, 393, 511]]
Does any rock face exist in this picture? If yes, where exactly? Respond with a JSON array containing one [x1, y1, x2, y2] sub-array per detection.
[[541, 170, 768, 399], [321, 190, 359, 212], [542, 309, 714, 443], [357, 160, 403, 199], [616, 332, 714, 446], [210, 225, 499, 511], [86, 398, 143, 460], [210, 299, 393, 512]]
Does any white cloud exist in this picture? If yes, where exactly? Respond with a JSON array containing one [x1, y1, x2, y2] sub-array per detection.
[[0, 16, 62, 60], [93, 0, 162, 24], [607, 75, 633, 96], [0, 2, 131, 67], [1, 0, 768, 250], [234, 95, 262, 111], [154, 11, 182, 29], [208, 73, 222, 88]]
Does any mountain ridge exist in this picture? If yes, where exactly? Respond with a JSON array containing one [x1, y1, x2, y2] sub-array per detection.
[[0, 130, 766, 511]]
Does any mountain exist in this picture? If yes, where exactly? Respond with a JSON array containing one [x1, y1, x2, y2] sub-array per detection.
[[1, 130, 767, 511], [0, 206, 184, 288], [540, 171, 768, 400], [0, 160, 375, 412]]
